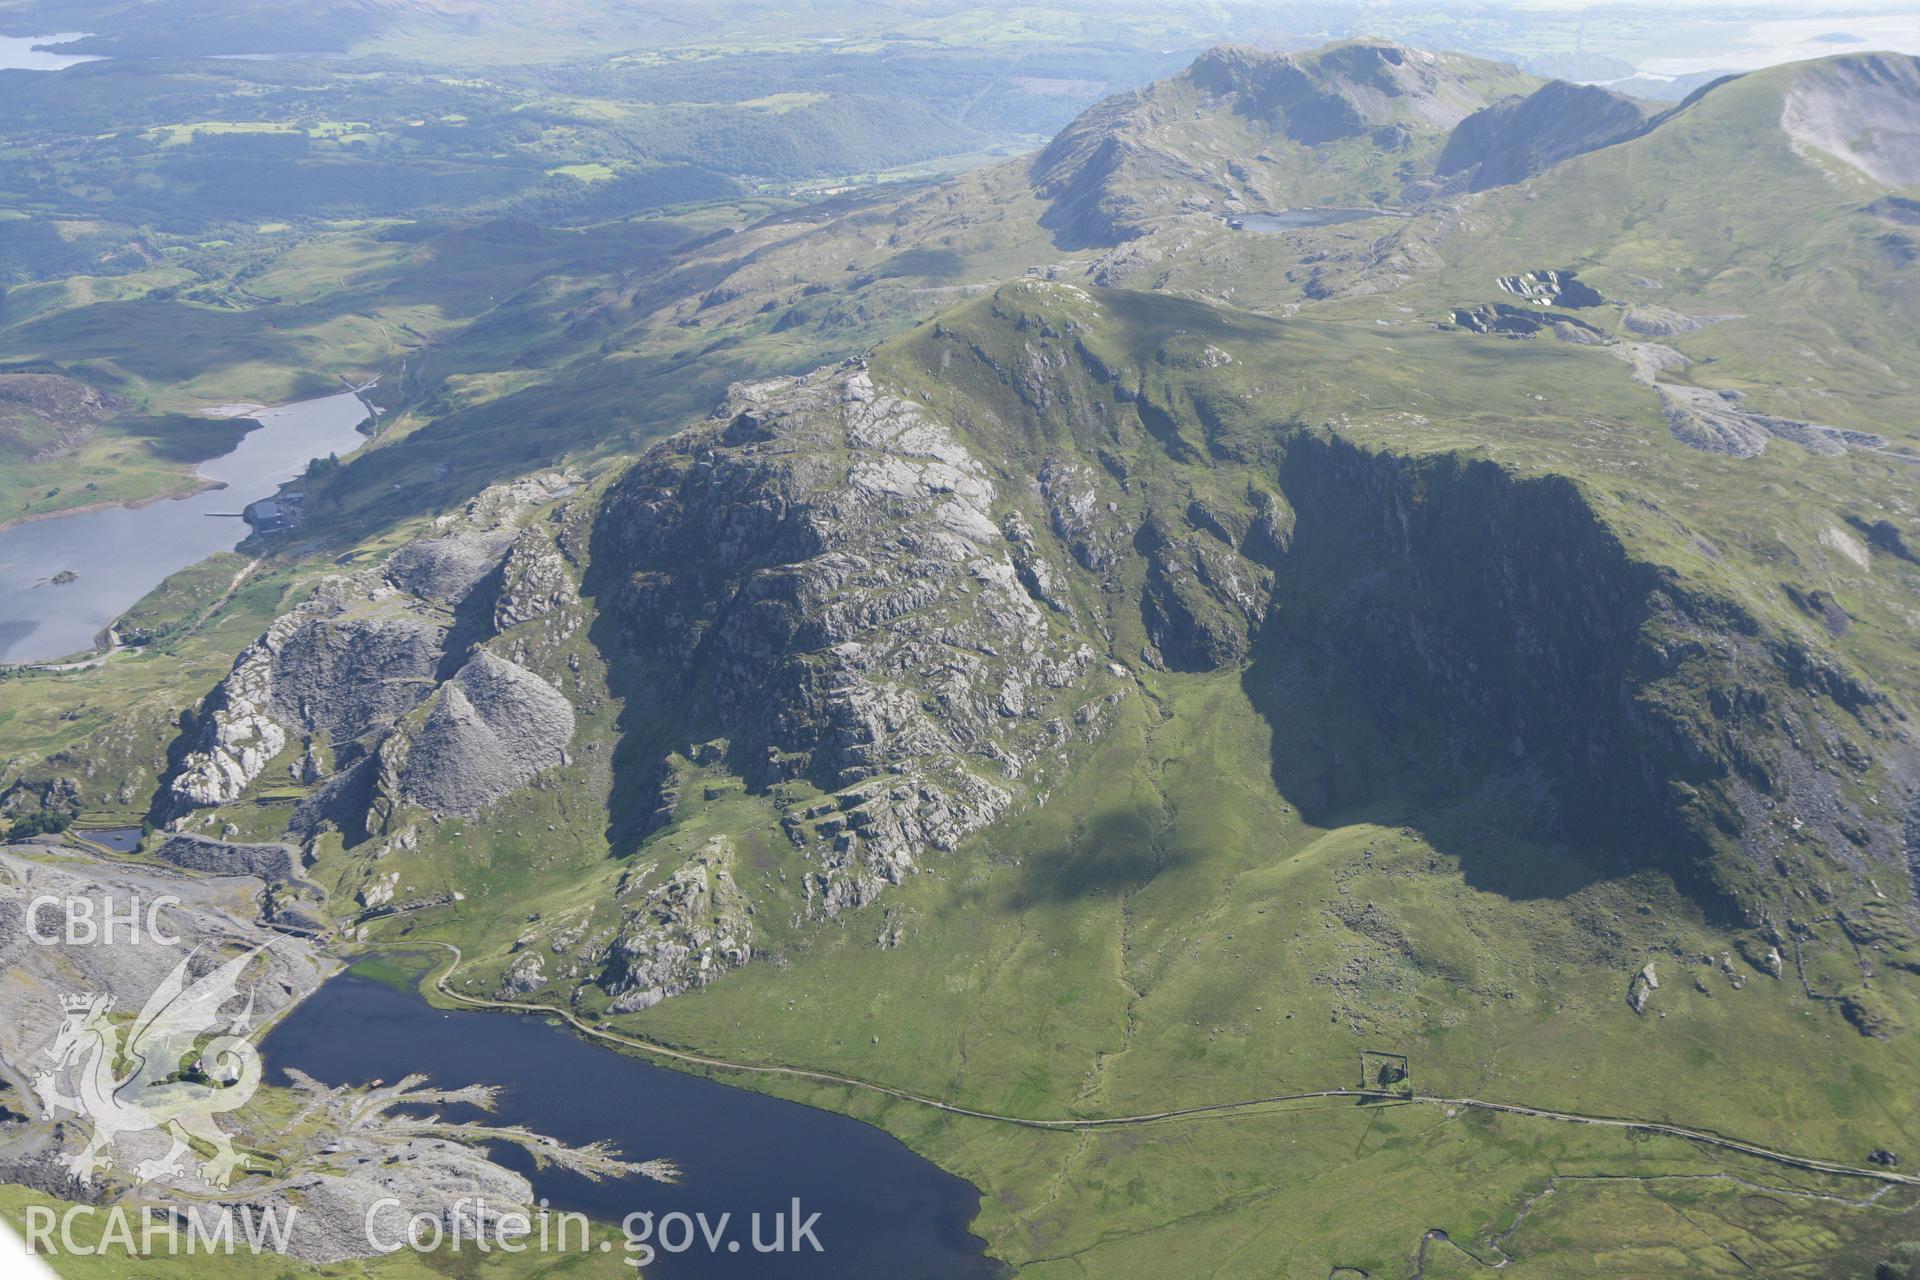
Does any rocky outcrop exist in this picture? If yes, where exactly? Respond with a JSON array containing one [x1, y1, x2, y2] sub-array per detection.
[[493, 524, 581, 631], [0, 776, 81, 821], [602, 838, 753, 1012], [1266, 432, 1920, 922], [164, 628, 289, 810], [1629, 962, 1660, 1014], [1039, 460, 1126, 574], [498, 949, 547, 994], [873, 283, 1919, 942], [1138, 510, 1271, 670]]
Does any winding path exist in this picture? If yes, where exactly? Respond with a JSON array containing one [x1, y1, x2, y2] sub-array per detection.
[[377, 941, 1920, 1190]]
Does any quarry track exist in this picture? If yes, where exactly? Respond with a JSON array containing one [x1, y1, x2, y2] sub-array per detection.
[[369, 941, 1920, 1190]]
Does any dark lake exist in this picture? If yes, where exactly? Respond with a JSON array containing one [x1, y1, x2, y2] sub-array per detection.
[[73, 827, 143, 853], [262, 970, 1003, 1280]]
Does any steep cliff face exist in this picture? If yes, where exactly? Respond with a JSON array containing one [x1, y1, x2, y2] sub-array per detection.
[[156, 274, 1919, 1023], [580, 359, 1143, 1002], [860, 284, 1919, 946], [578, 281, 1324, 1007], [1263, 435, 1920, 927]]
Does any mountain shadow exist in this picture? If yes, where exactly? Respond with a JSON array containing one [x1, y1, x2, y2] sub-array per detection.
[[1240, 431, 1727, 906]]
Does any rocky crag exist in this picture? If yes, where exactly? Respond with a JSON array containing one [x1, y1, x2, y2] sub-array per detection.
[[161, 472, 585, 844], [583, 360, 1127, 1004], [1264, 432, 1920, 934], [875, 283, 1920, 968]]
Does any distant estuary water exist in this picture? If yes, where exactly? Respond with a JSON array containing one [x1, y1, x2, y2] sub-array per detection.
[[0, 33, 101, 71], [265, 972, 1003, 1279], [0, 391, 369, 664]]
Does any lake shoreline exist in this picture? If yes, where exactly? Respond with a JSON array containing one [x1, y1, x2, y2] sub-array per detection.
[[265, 964, 1004, 1278], [0, 473, 226, 535], [0, 388, 371, 664], [0, 401, 284, 533]]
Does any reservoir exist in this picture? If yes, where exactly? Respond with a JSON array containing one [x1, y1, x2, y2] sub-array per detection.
[[0, 390, 369, 664], [263, 970, 1002, 1279]]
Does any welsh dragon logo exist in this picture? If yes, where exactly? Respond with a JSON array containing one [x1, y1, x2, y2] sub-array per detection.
[[33, 945, 269, 1186]]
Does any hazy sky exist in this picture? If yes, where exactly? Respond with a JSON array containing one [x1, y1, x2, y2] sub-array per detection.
[[1638, 12, 1920, 73], [1310, 1, 1920, 78]]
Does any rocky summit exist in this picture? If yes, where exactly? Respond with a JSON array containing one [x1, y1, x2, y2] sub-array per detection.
[[1030, 40, 1538, 245], [594, 362, 1117, 913]]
